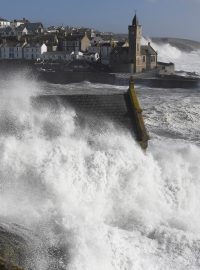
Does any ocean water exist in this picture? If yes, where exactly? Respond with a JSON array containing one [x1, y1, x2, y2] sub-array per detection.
[[1, 43, 200, 270], [147, 38, 200, 75]]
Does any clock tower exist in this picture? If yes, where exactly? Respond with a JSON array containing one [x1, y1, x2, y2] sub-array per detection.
[[128, 14, 142, 73]]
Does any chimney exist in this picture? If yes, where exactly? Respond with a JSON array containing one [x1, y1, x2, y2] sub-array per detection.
[[23, 37, 27, 46]]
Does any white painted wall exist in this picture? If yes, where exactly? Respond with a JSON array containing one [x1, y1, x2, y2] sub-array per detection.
[[0, 44, 24, 59], [0, 20, 10, 29], [10, 21, 24, 28], [16, 27, 28, 39], [0, 43, 47, 60], [24, 44, 47, 60], [0, 46, 9, 59], [14, 46, 23, 59]]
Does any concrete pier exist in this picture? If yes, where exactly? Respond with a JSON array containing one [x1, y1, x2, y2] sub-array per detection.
[[34, 77, 149, 149]]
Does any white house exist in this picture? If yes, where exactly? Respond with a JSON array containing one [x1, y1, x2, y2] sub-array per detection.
[[0, 42, 25, 59], [14, 43, 25, 59], [0, 43, 9, 59], [10, 19, 29, 28], [16, 25, 28, 39], [23, 43, 47, 60], [0, 18, 10, 28], [0, 42, 47, 60]]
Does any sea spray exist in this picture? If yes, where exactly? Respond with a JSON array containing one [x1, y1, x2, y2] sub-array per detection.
[[1, 76, 200, 269], [142, 37, 200, 75]]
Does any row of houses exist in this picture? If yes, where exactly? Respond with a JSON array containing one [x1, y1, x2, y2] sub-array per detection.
[[0, 42, 47, 60], [0, 41, 100, 62], [0, 15, 159, 73], [0, 17, 108, 40], [0, 22, 44, 39], [0, 17, 117, 64]]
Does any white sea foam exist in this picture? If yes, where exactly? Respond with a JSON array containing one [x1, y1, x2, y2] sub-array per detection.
[[1, 76, 200, 269], [142, 37, 200, 75]]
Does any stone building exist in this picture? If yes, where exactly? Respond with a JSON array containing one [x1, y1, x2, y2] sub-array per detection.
[[110, 14, 157, 73], [141, 42, 157, 71], [157, 62, 175, 75], [128, 14, 143, 72], [128, 14, 157, 72], [62, 33, 90, 53]]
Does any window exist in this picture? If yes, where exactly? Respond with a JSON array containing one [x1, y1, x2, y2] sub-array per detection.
[[143, 56, 146, 62], [151, 56, 155, 62], [9, 53, 14, 59]]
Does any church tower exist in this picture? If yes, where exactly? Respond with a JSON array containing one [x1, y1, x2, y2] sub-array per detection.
[[128, 14, 142, 73]]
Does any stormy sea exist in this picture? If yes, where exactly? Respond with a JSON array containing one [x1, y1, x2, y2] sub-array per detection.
[[1, 41, 200, 270]]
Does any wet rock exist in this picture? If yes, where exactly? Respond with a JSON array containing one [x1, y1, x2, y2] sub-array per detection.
[[0, 256, 24, 270], [0, 226, 28, 269]]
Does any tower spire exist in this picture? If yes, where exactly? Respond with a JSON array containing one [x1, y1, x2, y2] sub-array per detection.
[[132, 11, 139, 26], [128, 12, 142, 73]]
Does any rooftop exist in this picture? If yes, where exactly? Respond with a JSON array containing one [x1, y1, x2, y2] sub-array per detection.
[[132, 14, 139, 26], [0, 18, 9, 22], [141, 44, 157, 55]]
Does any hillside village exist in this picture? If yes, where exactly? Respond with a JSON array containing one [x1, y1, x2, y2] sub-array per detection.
[[0, 15, 174, 74]]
